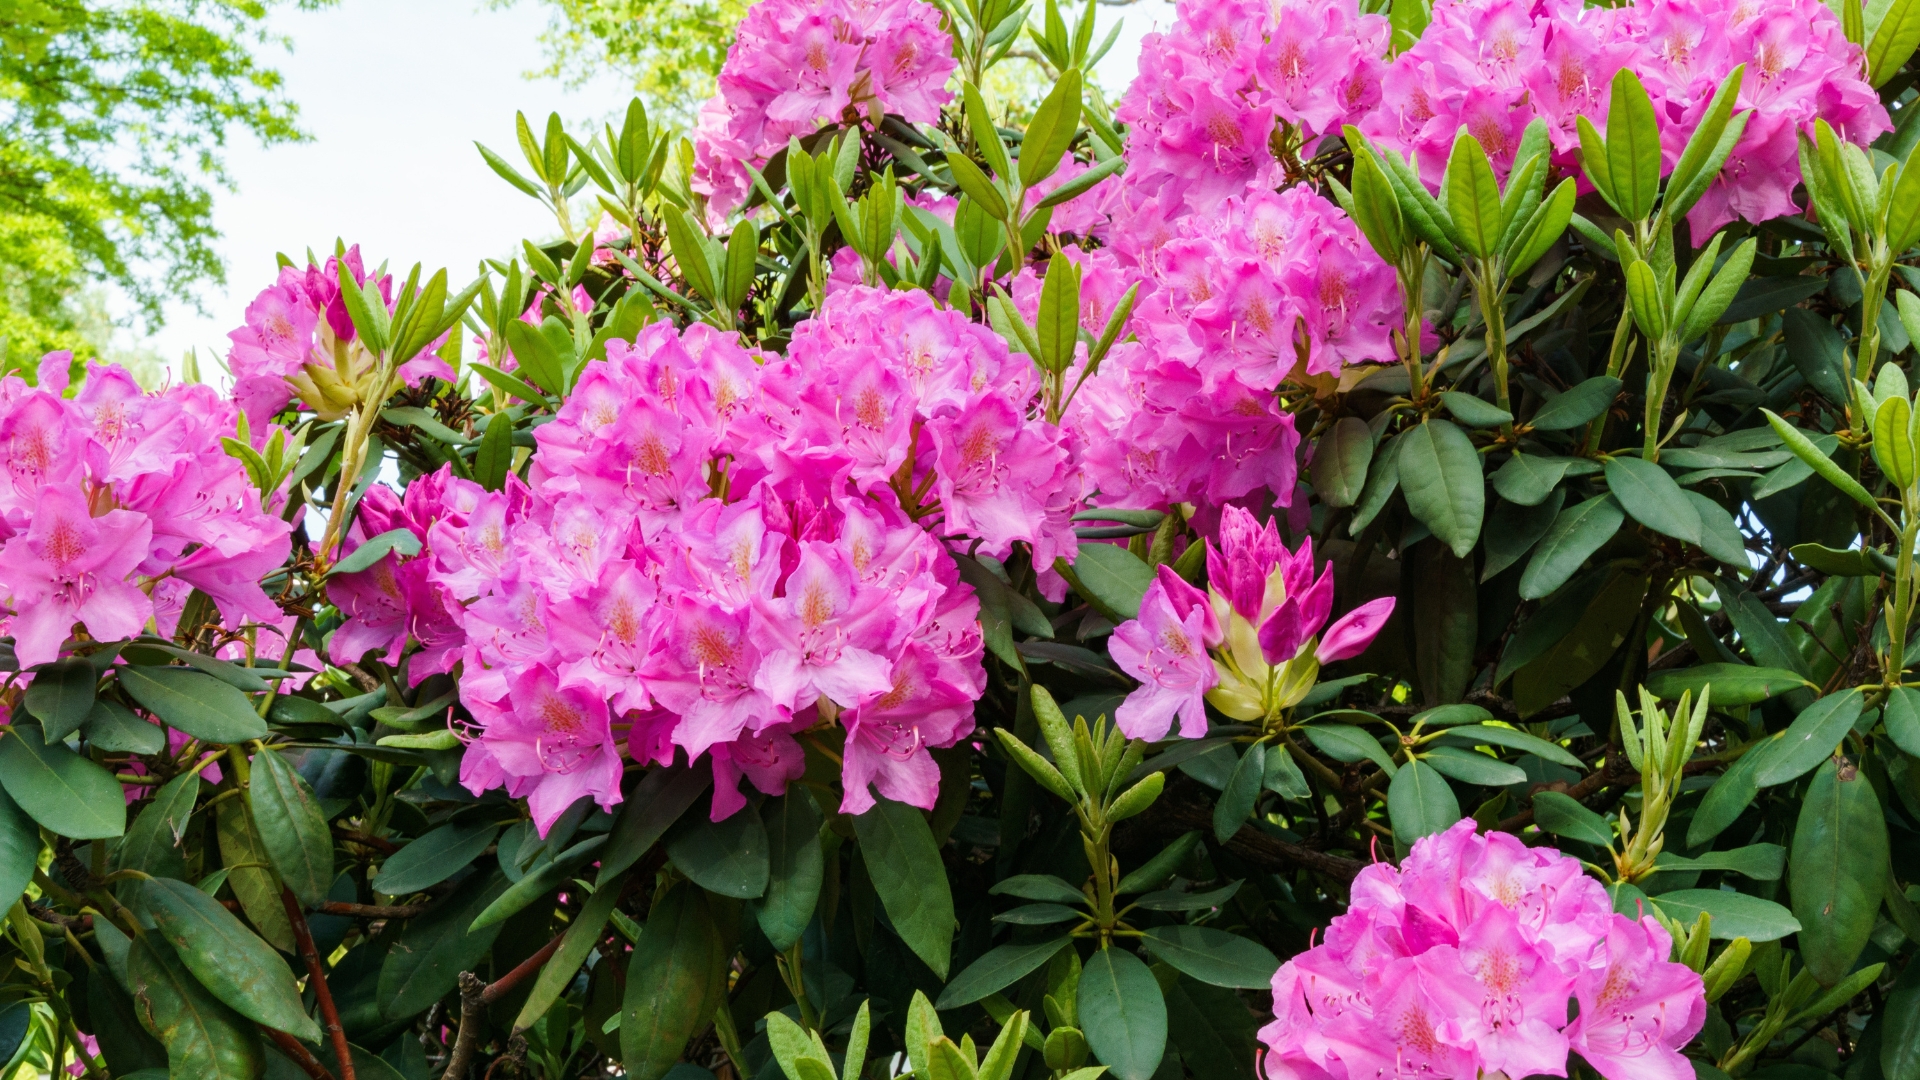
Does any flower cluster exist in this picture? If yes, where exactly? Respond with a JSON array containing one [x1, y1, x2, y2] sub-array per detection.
[[1070, 187, 1397, 514], [1114, 0, 1389, 216], [390, 289, 1079, 831], [226, 246, 454, 427], [692, 0, 956, 217], [1262, 820, 1707, 1080], [1108, 506, 1392, 739], [0, 353, 294, 668], [1358, 0, 1888, 235]]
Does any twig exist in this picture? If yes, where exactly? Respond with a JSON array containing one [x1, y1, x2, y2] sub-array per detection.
[[317, 900, 429, 919], [1154, 798, 1367, 880], [264, 1026, 339, 1080], [480, 929, 568, 1008], [282, 887, 356, 1080], [444, 972, 489, 1080], [334, 829, 400, 855]]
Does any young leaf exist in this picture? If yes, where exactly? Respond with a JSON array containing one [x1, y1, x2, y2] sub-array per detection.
[[1444, 132, 1503, 259], [1605, 69, 1663, 221]]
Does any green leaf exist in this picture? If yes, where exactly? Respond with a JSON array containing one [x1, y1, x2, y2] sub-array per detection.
[[1886, 686, 1920, 758], [377, 870, 511, 1018], [1019, 69, 1083, 188], [1871, 0, 1920, 86], [1529, 376, 1623, 431], [758, 790, 825, 951], [1037, 255, 1082, 374], [1684, 490, 1749, 567], [852, 798, 955, 978], [1437, 723, 1584, 770], [117, 666, 268, 745], [126, 935, 265, 1080], [1877, 395, 1919, 488], [1300, 724, 1396, 775], [1397, 419, 1484, 558], [1347, 151, 1406, 261], [1077, 948, 1167, 1080], [1624, 259, 1667, 340], [666, 801, 769, 899], [514, 872, 630, 1032], [140, 878, 321, 1041], [964, 83, 1015, 181], [1349, 432, 1403, 534], [1309, 417, 1373, 508], [0, 786, 37, 917], [1507, 178, 1576, 277], [1387, 759, 1460, 844], [1204, 742, 1260, 844], [1518, 495, 1623, 601], [948, 154, 1010, 221], [994, 903, 1082, 925], [1444, 133, 1503, 259], [372, 821, 501, 896], [1440, 392, 1513, 429], [1653, 843, 1786, 880], [0, 725, 124, 839], [474, 411, 514, 492], [247, 747, 333, 907], [1665, 66, 1747, 218], [1755, 690, 1865, 788], [1648, 890, 1802, 942], [1140, 926, 1278, 989], [937, 938, 1073, 1009], [1680, 238, 1758, 341], [113, 769, 199, 882], [1071, 543, 1156, 621], [470, 834, 609, 930], [1783, 309, 1852, 406], [1421, 746, 1528, 786], [621, 881, 730, 1080], [1792, 756, 1888, 985], [663, 205, 720, 306], [1605, 69, 1662, 221], [1490, 454, 1573, 506], [598, 765, 711, 885], [83, 698, 165, 754], [1688, 741, 1773, 848], [992, 875, 1088, 904], [24, 658, 96, 740], [1605, 455, 1701, 544], [331, 527, 423, 576], [1531, 791, 1615, 848], [1881, 956, 1920, 1080], [1647, 663, 1811, 706]]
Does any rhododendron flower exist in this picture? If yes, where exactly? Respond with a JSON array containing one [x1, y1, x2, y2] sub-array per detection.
[[0, 356, 293, 669], [1109, 507, 1392, 737], [1262, 821, 1705, 1080], [465, 663, 625, 832], [692, 0, 956, 218], [329, 468, 471, 682]]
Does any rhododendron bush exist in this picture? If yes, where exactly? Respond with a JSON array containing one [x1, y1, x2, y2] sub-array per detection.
[[13, 0, 1920, 1075]]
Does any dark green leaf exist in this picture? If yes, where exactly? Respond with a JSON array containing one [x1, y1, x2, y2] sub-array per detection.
[[1301, 724, 1396, 775], [1793, 542, 1883, 577], [377, 870, 510, 1018], [1688, 742, 1773, 848], [1784, 308, 1851, 404], [372, 821, 501, 896], [1072, 543, 1157, 621], [852, 798, 955, 978], [598, 765, 711, 885], [0, 725, 124, 838], [667, 802, 769, 899], [1387, 760, 1460, 844], [1397, 419, 1484, 558], [248, 747, 334, 907], [1792, 757, 1887, 985], [1349, 432, 1403, 535], [1648, 889, 1801, 942], [1214, 742, 1264, 843], [1163, 976, 1258, 1080], [1647, 664, 1812, 706], [622, 881, 730, 1080], [1482, 490, 1564, 582], [1605, 456, 1701, 544], [117, 666, 268, 744], [329, 527, 423, 576], [1440, 391, 1513, 428], [1718, 275, 1829, 325], [1653, 843, 1785, 880], [991, 875, 1088, 904], [1139, 926, 1278, 989], [127, 935, 265, 1080], [1755, 690, 1864, 788], [1077, 948, 1167, 1080], [993, 903, 1082, 925], [758, 790, 824, 951], [1882, 956, 1920, 1080], [1309, 417, 1373, 508], [1135, 881, 1243, 912], [1887, 687, 1920, 758], [1490, 454, 1573, 506], [1519, 495, 1623, 600], [936, 938, 1073, 1009], [513, 871, 629, 1031], [1437, 724, 1584, 769], [0, 785, 37, 916], [140, 878, 321, 1041], [1528, 377, 1622, 431], [470, 834, 609, 930], [474, 412, 514, 492], [1421, 746, 1528, 786], [83, 698, 165, 754], [1531, 791, 1614, 847], [25, 658, 96, 740]]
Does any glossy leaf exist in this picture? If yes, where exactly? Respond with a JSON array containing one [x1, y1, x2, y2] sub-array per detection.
[[937, 937, 1073, 1009], [758, 789, 825, 951], [1604, 456, 1700, 544], [1791, 756, 1887, 986], [0, 725, 124, 839], [1139, 926, 1279, 989], [1071, 543, 1156, 621], [1648, 890, 1801, 942], [1646, 664, 1812, 706], [247, 746, 334, 907], [1397, 419, 1484, 559], [1309, 417, 1373, 508], [1531, 791, 1614, 848], [851, 797, 955, 978], [1387, 760, 1460, 844], [1437, 724, 1584, 769], [140, 878, 322, 1041], [514, 872, 629, 1032], [1213, 742, 1264, 843], [1529, 377, 1623, 431], [126, 935, 265, 1080], [117, 665, 268, 744], [667, 801, 769, 899], [622, 881, 730, 1080], [1754, 690, 1864, 788], [373, 821, 501, 896], [24, 658, 96, 740], [1519, 495, 1623, 600], [1077, 948, 1167, 1080]]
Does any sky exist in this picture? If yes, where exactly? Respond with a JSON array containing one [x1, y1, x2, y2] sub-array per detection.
[[141, 0, 1175, 370]]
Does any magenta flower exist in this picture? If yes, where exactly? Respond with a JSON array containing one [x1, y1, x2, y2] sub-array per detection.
[[466, 663, 623, 833], [0, 485, 153, 668], [840, 644, 974, 813], [751, 542, 897, 712], [1566, 914, 1708, 1080], [1110, 568, 1222, 741]]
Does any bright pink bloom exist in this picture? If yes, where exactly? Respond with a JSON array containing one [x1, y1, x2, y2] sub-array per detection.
[[464, 663, 624, 833], [1565, 914, 1708, 1080], [0, 485, 153, 668], [1110, 569, 1221, 741]]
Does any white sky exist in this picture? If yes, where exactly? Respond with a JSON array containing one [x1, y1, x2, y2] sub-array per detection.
[[140, 0, 1174, 369]]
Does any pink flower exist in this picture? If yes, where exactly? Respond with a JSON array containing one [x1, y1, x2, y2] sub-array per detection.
[[1110, 568, 1222, 740], [0, 485, 153, 668], [464, 663, 624, 833], [840, 644, 974, 813], [751, 542, 897, 712], [1260, 821, 1701, 1080]]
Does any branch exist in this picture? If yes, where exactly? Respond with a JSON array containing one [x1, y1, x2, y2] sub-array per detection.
[[263, 1026, 338, 1080], [481, 928, 567, 1008], [281, 887, 356, 1080], [442, 928, 568, 1080], [316, 901, 428, 919], [1154, 798, 1367, 880]]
